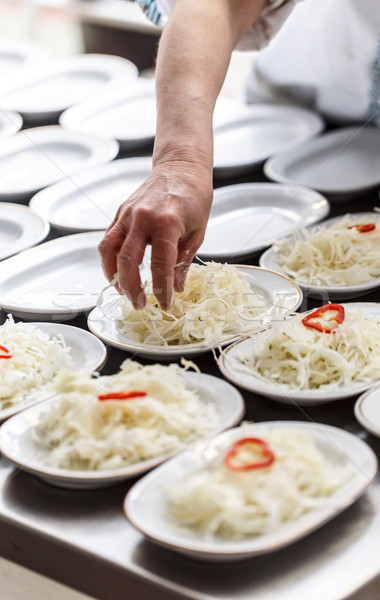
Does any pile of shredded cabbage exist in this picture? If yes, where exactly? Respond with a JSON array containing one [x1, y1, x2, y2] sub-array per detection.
[[236, 309, 380, 390], [166, 426, 353, 538], [115, 262, 265, 346], [273, 214, 380, 286], [0, 316, 72, 410], [33, 360, 219, 471]]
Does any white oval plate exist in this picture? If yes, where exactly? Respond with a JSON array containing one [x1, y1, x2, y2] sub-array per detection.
[[0, 231, 108, 320], [29, 156, 152, 233], [0, 321, 107, 422], [0, 110, 23, 138], [264, 126, 380, 199], [87, 266, 302, 360], [0, 203, 49, 260], [124, 421, 377, 562], [60, 78, 156, 150], [259, 212, 380, 300], [0, 372, 245, 489], [0, 40, 48, 78], [355, 385, 380, 438], [197, 183, 329, 260], [0, 126, 119, 201], [219, 303, 380, 406], [0, 53, 138, 123], [213, 104, 324, 177]]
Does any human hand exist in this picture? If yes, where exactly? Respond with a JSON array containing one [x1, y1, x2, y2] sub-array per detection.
[[98, 159, 213, 311]]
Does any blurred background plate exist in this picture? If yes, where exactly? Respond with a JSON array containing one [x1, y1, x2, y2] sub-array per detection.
[[0, 202, 49, 260], [0, 110, 23, 139]]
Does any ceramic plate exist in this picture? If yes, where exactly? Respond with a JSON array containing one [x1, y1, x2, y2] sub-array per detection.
[[0, 203, 49, 260], [0, 53, 138, 123], [0, 231, 108, 320], [0, 322, 107, 422], [355, 385, 380, 438], [0, 372, 245, 489], [29, 157, 152, 233], [87, 266, 302, 360], [0, 126, 118, 201], [124, 421, 377, 562], [213, 104, 324, 177], [0, 110, 23, 138], [259, 212, 380, 300], [264, 126, 380, 199], [197, 183, 329, 260], [0, 41, 48, 78], [219, 303, 380, 406]]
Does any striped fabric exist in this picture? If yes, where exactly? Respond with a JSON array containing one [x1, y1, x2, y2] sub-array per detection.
[[135, 0, 162, 25], [368, 34, 380, 123]]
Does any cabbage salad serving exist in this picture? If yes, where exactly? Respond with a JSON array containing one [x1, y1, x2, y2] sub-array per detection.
[[0, 316, 72, 410], [236, 304, 380, 390], [33, 361, 219, 470], [165, 426, 353, 538], [114, 262, 266, 346], [273, 214, 380, 286]]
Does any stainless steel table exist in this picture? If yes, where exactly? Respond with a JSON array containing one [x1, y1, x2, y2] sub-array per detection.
[[0, 166, 380, 600]]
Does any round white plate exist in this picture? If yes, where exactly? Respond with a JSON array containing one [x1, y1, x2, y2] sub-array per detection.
[[0, 203, 49, 260], [29, 156, 152, 233], [264, 126, 380, 199], [124, 421, 377, 562], [219, 302, 380, 406], [355, 385, 380, 438], [197, 183, 329, 260], [213, 104, 324, 177], [0, 321, 107, 422], [259, 212, 380, 300], [0, 53, 138, 123], [0, 231, 108, 320], [60, 78, 156, 150], [0, 110, 23, 138], [0, 372, 245, 489], [87, 266, 302, 360], [0, 126, 119, 201], [0, 41, 48, 78]]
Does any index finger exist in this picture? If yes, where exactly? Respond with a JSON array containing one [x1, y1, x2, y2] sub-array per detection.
[[150, 233, 180, 311], [117, 228, 149, 310]]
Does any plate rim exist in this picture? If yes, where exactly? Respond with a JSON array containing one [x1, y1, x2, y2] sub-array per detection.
[[354, 384, 380, 438], [0, 202, 50, 260]]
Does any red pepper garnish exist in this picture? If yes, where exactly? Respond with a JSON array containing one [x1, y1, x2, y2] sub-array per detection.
[[347, 223, 376, 233], [224, 437, 275, 472], [97, 390, 147, 401], [302, 303, 345, 333], [0, 344, 12, 359]]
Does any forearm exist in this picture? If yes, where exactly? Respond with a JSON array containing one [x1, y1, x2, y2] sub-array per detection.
[[153, 0, 267, 170]]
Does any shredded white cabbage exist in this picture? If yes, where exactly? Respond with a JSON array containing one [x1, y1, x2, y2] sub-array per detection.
[[236, 309, 380, 390], [273, 214, 380, 286], [0, 316, 72, 410], [114, 262, 265, 346], [33, 360, 219, 471], [165, 426, 353, 539]]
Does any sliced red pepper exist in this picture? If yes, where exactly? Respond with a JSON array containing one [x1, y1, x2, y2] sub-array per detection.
[[97, 390, 147, 401], [347, 223, 376, 233], [224, 437, 275, 472], [302, 303, 345, 333], [0, 344, 12, 359]]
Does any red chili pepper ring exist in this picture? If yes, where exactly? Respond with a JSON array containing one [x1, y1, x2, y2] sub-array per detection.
[[0, 344, 12, 359], [302, 303, 345, 333], [97, 390, 147, 401], [347, 223, 376, 233], [224, 437, 275, 472]]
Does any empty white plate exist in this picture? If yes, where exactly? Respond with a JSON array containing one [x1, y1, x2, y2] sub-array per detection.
[[30, 156, 152, 232], [0, 110, 23, 138], [124, 421, 377, 562], [0, 40, 48, 78], [264, 126, 380, 199], [197, 183, 329, 260], [0, 202, 49, 260], [259, 212, 380, 300], [213, 104, 324, 177], [0, 53, 138, 123], [0, 372, 245, 489], [355, 385, 380, 438], [0, 126, 119, 201], [219, 302, 380, 406], [0, 231, 108, 320], [0, 322, 107, 422]]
